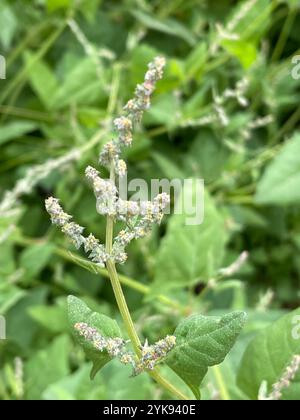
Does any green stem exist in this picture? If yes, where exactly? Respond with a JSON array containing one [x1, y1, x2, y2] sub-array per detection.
[[212, 366, 230, 401], [0, 105, 57, 123], [14, 234, 189, 399], [104, 164, 189, 400], [106, 260, 189, 400], [149, 370, 189, 400], [106, 259, 141, 355], [13, 235, 186, 314], [271, 8, 296, 62]]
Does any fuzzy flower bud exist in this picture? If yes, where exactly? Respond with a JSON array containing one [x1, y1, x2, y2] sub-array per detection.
[[99, 141, 120, 168], [124, 56, 166, 123], [85, 166, 118, 216], [45, 197, 72, 227], [74, 323, 135, 370], [113, 117, 133, 147], [111, 193, 170, 265], [116, 159, 127, 177], [84, 234, 108, 267], [61, 222, 84, 249], [133, 335, 176, 376], [45, 197, 108, 266], [45, 197, 84, 248], [120, 353, 134, 366], [260, 355, 300, 400]]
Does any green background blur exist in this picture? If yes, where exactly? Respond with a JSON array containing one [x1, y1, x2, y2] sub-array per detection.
[[0, 0, 300, 400]]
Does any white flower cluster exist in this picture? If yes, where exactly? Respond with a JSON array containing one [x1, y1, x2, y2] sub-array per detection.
[[133, 336, 176, 376], [74, 322, 176, 376], [45, 197, 108, 267], [74, 322, 134, 364], [85, 166, 118, 216], [261, 355, 300, 400], [114, 117, 133, 146], [112, 193, 170, 264], [45, 57, 169, 265], [84, 165, 170, 264], [124, 56, 166, 122], [213, 78, 249, 127], [219, 251, 249, 277], [99, 56, 166, 178]]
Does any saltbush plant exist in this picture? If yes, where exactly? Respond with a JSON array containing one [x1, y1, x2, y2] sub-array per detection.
[[0, 0, 300, 401], [45, 57, 246, 400]]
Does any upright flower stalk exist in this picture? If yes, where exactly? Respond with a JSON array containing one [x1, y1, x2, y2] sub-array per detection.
[[259, 355, 300, 400], [45, 57, 189, 400]]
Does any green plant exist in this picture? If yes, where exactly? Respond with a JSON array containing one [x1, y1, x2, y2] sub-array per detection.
[[44, 57, 246, 400], [1, 0, 300, 402]]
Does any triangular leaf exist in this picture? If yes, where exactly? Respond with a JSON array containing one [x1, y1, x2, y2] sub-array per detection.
[[67, 295, 122, 379], [166, 311, 247, 399]]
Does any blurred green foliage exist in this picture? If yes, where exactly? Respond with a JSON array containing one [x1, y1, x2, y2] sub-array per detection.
[[0, 0, 300, 400]]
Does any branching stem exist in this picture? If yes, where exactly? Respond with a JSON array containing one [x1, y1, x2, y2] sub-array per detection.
[[105, 163, 189, 400]]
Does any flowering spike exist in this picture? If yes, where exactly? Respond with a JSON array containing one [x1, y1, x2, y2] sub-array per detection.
[[99, 56, 166, 176], [74, 322, 135, 369], [45, 197, 108, 267], [260, 355, 300, 400], [132, 335, 176, 376]]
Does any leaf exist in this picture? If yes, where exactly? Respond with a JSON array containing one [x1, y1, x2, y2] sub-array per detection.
[[237, 308, 300, 400], [25, 335, 71, 400], [19, 243, 54, 280], [0, 283, 26, 314], [184, 42, 207, 81], [47, 0, 72, 12], [255, 133, 300, 205], [42, 364, 102, 400], [67, 296, 122, 379], [152, 187, 227, 294], [146, 93, 181, 128], [0, 121, 38, 145], [286, 0, 300, 9], [50, 58, 107, 110], [28, 301, 69, 333], [0, 1, 17, 50], [0, 243, 16, 279], [152, 152, 186, 180], [6, 287, 48, 350], [80, 0, 103, 22], [24, 51, 58, 109], [222, 39, 257, 69], [166, 311, 247, 399], [226, 0, 271, 43], [131, 10, 196, 46], [43, 360, 153, 400], [202, 309, 285, 400], [185, 129, 229, 183]]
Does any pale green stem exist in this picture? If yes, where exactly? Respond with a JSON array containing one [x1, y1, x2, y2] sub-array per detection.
[[271, 8, 297, 62], [104, 162, 189, 400], [212, 366, 230, 401], [14, 235, 187, 314]]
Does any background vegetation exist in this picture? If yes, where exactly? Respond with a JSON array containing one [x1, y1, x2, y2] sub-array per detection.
[[0, 0, 300, 400]]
